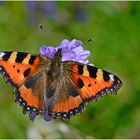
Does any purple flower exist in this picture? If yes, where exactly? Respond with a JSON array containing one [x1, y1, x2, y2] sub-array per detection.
[[29, 110, 52, 122], [40, 45, 56, 59], [40, 39, 91, 64], [44, 109, 53, 121], [29, 112, 37, 121]]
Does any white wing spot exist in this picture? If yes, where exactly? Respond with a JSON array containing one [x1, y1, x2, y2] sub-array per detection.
[[27, 107, 30, 110], [63, 114, 67, 117], [0, 52, 5, 57], [109, 74, 114, 81]]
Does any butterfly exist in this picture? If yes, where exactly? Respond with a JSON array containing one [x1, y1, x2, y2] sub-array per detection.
[[0, 49, 122, 121]]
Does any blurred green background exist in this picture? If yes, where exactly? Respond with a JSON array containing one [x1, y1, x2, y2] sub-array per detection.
[[0, 1, 140, 139]]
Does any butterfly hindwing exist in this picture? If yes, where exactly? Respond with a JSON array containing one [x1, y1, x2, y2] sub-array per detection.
[[41, 70, 84, 121], [14, 72, 46, 115], [50, 95, 85, 121]]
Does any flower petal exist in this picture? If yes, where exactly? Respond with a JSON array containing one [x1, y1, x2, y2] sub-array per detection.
[[60, 39, 70, 48], [40, 45, 56, 59], [62, 51, 76, 61], [72, 46, 84, 54], [44, 109, 53, 121], [77, 59, 89, 64], [76, 50, 91, 59], [29, 113, 36, 121], [68, 39, 83, 49], [78, 50, 90, 56]]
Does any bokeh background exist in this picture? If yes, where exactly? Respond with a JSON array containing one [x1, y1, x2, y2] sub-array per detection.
[[0, 1, 140, 139]]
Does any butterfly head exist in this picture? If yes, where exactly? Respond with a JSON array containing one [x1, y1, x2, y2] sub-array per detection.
[[52, 48, 63, 63], [54, 48, 62, 58]]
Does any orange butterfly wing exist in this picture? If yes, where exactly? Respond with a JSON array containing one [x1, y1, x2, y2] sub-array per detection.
[[50, 92, 84, 121], [0, 51, 44, 86], [0, 51, 47, 114], [14, 82, 44, 115], [70, 64, 122, 101], [49, 62, 122, 121]]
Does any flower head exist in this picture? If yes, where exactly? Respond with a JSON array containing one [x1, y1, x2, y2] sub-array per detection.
[[40, 39, 91, 64]]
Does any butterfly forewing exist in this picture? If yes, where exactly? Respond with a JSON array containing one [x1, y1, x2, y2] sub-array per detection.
[[0, 51, 46, 87], [69, 63, 122, 102]]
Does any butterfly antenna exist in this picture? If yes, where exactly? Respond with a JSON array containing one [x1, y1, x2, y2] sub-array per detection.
[[39, 24, 54, 46], [88, 38, 93, 43], [82, 38, 93, 49]]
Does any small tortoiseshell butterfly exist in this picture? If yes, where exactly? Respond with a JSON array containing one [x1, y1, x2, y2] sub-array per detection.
[[0, 40, 122, 121]]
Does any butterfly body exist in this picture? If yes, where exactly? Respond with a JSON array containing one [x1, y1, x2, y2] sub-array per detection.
[[0, 50, 122, 121]]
